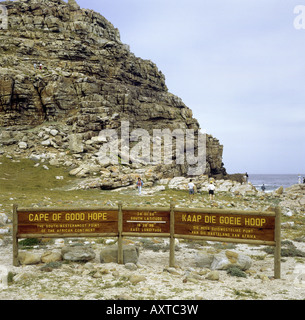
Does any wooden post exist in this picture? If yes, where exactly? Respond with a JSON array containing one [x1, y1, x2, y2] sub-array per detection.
[[169, 201, 175, 267], [117, 201, 123, 264], [13, 204, 19, 267], [274, 206, 281, 279]]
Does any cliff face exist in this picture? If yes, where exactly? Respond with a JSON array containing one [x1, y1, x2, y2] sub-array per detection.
[[0, 0, 226, 181]]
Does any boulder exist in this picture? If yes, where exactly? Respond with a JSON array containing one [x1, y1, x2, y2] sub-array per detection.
[[0, 228, 9, 235], [13, 272, 34, 283], [125, 263, 137, 271], [100, 245, 139, 264], [69, 163, 101, 177], [18, 251, 41, 265], [225, 250, 252, 270], [18, 141, 28, 149], [195, 250, 252, 271], [41, 139, 52, 146], [275, 186, 284, 195], [231, 183, 257, 196], [69, 165, 90, 177], [50, 129, 59, 136], [129, 274, 146, 285], [216, 180, 234, 192], [41, 251, 62, 263], [61, 245, 95, 262], [168, 177, 189, 190], [195, 253, 214, 268], [91, 135, 107, 144], [211, 251, 252, 271], [299, 196, 305, 206], [68, 134, 84, 153], [0, 213, 8, 226], [205, 271, 219, 281], [0, 265, 8, 289]]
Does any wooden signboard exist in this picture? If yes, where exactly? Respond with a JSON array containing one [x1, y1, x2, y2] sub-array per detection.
[[13, 203, 281, 279], [122, 209, 170, 236], [174, 209, 276, 244], [16, 207, 118, 238]]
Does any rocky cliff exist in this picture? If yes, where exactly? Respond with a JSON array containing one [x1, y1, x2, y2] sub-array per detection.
[[0, 0, 226, 187]]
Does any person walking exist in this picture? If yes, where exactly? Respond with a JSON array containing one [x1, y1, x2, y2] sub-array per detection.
[[188, 179, 195, 201], [208, 181, 215, 200], [137, 177, 143, 195], [244, 172, 249, 184], [298, 175, 302, 184]]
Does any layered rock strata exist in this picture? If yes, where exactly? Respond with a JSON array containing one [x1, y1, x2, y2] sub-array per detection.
[[0, 0, 226, 184]]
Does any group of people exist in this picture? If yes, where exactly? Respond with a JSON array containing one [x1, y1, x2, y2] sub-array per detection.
[[188, 179, 215, 201], [136, 177, 216, 200], [33, 63, 43, 70], [258, 174, 305, 193], [136, 173, 305, 197]]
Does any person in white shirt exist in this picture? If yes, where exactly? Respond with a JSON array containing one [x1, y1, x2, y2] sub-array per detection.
[[188, 179, 195, 200], [208, 181, 215, 200]]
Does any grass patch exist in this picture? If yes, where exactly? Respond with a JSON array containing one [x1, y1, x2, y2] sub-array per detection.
[[213, 242, 237, 250], [19, 238, 41, 248], [40, 261, 63, 272], [262, 241, 305, 257], [7, 272, 15, 285], [226, 266, 247, 278], [232, 288, 262, 300]]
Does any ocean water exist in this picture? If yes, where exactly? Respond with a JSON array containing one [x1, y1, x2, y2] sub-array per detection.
[[249, 174, 305, 192]]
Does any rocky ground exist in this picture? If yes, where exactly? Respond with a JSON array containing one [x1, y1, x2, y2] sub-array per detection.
[[2, 0, 305, 302], [0, 235, 305, 300], [1, 156, 305, 300]]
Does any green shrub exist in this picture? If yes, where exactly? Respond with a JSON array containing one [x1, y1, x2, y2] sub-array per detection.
[[19, 238, 40, 247], [262, 241, 305, 257], [226, 266, 247, 278]]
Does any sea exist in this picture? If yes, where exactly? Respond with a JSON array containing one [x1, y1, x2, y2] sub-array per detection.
[[249, 174, 305, 193]]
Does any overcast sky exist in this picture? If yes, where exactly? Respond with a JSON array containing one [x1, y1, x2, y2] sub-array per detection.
[[75, 0, 305, 174]]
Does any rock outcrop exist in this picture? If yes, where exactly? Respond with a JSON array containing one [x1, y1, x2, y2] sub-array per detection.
[[277, 184, 305, 214], [195, 250, 252, 271], [0, 0, 226, 184]]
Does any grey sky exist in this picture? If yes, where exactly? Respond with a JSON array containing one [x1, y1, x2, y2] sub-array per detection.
[[75, 0, 305, 174]]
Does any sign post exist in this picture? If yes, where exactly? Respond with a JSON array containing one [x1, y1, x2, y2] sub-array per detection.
[[274, 206, 281, 279], [12, 204, 19, 267], [117, 201, 123, 264], [13, 206, 119, 267], [169, 201, 175, 267], [13, 204, 281, 278]]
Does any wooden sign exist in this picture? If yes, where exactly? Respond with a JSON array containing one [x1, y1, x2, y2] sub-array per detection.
[[174, 210, 275, 243], [122, 209, 170, 235], [16, 208, 118, 237], [13, 203, 281, 279]]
